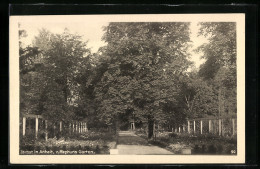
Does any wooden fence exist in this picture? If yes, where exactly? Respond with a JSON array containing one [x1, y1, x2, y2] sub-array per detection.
[[173, 117, 237, 137], [21, 114, 88, 140]]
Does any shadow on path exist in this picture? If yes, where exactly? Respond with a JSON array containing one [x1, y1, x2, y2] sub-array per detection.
[[117, 131, 148, 145], [116, 131, 173, 155]]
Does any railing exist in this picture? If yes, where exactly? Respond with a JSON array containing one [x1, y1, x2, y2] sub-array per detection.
[[21, 114, 88, 140], [173, 117, 237, 137]]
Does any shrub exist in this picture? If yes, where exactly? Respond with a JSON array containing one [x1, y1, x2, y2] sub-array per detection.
[[169, 133, 178, 138], [207, 144, 217, 154]]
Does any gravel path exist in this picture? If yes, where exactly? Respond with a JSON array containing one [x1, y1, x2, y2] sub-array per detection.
[[116, 131, 173, 155]]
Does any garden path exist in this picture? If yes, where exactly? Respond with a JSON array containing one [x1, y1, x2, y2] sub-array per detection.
[[116, 131, 173, 155]]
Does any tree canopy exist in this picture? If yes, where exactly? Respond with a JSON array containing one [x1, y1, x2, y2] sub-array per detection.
[[19, 22, 237, 137]]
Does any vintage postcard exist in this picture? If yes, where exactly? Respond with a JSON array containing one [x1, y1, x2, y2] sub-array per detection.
[[9, 14, 245, 164]]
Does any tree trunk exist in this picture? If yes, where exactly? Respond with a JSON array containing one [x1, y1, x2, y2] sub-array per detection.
[[148, 119, 154, 139]]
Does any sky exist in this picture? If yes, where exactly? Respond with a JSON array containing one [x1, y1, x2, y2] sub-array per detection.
[[20, 21, 207, 68]]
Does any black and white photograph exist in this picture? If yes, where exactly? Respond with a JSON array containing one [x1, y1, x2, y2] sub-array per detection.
[[9, 14, 245, 164]]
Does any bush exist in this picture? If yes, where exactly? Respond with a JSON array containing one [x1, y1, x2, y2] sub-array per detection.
[[207, 144, 217, 154], [169, 133, 178, 138]]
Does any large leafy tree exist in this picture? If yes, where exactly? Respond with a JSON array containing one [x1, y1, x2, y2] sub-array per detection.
[[196, 22, 237, 116], [28, 29, 91, 122], [94, 22, 191, 137], [19, 24, 42, 116], [177, 72, 219, 119]]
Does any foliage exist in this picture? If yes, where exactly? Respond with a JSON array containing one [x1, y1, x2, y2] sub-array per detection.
[[193, 22, 237, 117], [94, 22, 191, 137], [20, 28, 91, 122]]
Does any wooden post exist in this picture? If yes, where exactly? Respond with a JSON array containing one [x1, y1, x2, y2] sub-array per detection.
[[209, 120, 211, 133], [22, 117, 26, 136], [232, 118, 235, 135], [72, 123, 75, 133], [69, 123, 71, 134], [79, 122, 82, 133], [219, 119, 222, 136], [81, 122, 83, 132], [81, 122, 84, 133], [193, 120, 196, 134], [79, 122, 81, 133], [200, 120, 203, 134], [35, 117, 38, 139], [45, 120, 48, 141], [80, 122, 84, 133], [78, 123, 80, 133], [53, 123, 56, 137], [183, 125, 185, 132], [60, 121, 62, 132], [178, 126, 181, 133], [75, 123, 78, 133], [187, 121, 190, 133]]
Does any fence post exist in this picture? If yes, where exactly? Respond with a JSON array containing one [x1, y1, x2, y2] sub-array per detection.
[[22, 117, 26, 136], [218, 119, 221, 136], [35, 116, 38, 139], [187, 121, 190, 133], [193, 120, 196, 134], [45, 120, 48, 141], [53, 123, 56, 137], [72, 123, 75, 133], [200, 120, 203, 134], [60, 121, 62, 132], [232, 118, 235, 136], [81, 122, 83, 132], [75, 123, 78, 133], [69, 123, 71, 134], [183, 125, 185, 132], [209, 120, 211, 133], [79, 122, 81, 133]]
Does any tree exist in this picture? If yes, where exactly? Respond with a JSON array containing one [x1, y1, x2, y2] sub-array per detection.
[[196, 22, 237, 116], [19, 24, 43, 116], [31, 29, 91, 121], [94, 22, 191, 137]]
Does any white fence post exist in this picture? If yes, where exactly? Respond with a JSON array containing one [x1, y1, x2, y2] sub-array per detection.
[[193, 120, 196, 134], [22, 117, 26, 136], [35, 117, 38, 139], [209, 120, 211, 133], [218, 119, 222, 136], [200, 120, 203, 134], [45, 120, 48, 141], [187, 121, 190, 133], [232, 118, 235, 135], [60, 121, 62, 132]]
